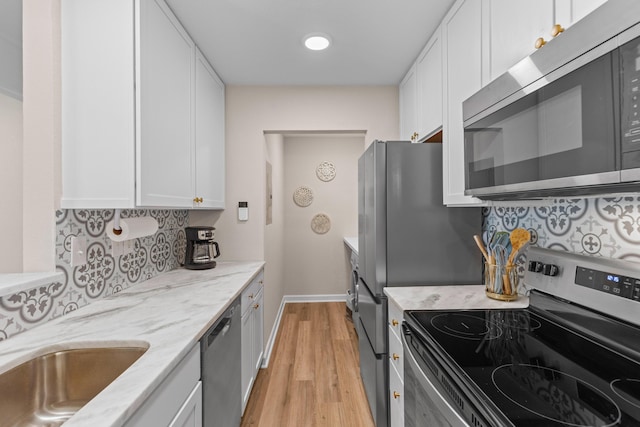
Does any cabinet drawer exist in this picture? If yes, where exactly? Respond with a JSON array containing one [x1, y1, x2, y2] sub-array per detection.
[[241, 271, 264, 315], [125, 344, 200, 427], [389, 362, 404, 427], [388, 299, 403, 340], [388, 326, 404, 378]]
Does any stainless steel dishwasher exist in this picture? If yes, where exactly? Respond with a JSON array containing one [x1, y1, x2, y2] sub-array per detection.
[[201, 296, 241, 427]]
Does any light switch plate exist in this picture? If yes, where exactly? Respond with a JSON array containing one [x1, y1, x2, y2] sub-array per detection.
[[70, 236, 87, 266], [111, 241, 124, 257], [124, 239, 134, 254]]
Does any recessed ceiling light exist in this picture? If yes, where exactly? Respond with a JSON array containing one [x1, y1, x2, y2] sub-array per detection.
[[303, 33, 331, 51]]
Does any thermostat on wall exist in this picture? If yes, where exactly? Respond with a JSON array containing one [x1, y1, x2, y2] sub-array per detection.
[[238, 202, 249, 221]]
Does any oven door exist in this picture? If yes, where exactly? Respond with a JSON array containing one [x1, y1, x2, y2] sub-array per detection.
[[403, 323, 505, 427], [463, 49, 618, 199], [402, 326, 469, 427]]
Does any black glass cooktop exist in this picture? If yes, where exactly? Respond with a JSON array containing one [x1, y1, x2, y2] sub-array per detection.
[[405, 308, 640, 427]]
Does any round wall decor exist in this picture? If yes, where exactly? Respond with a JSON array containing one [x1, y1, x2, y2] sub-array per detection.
[[311, 213, 331, 234], [293, 186, 314, 207], [316, 161, 336, 182]]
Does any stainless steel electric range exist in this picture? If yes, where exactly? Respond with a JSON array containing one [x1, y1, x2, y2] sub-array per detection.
[[403, 246, 640, 427]]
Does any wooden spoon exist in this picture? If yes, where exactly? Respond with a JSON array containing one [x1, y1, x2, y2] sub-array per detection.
[[473, 235, 490, 262], [508, 228, 530, 265]]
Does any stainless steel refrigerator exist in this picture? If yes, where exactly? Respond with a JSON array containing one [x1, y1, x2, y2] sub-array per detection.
[[357, 141, 481, 427]]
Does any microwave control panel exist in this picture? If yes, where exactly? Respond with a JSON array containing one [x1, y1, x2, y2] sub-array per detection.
[[621, 35, 640, 148]]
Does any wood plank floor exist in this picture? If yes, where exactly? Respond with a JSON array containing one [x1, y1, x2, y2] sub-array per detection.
[[240, 302, 375, 427]]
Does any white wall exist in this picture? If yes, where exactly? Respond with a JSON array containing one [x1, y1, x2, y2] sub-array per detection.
[[220, 85, 399, 351], [0, 93, 23, 272], [283, 134, 362, 296], [264, 133, 285, 326]]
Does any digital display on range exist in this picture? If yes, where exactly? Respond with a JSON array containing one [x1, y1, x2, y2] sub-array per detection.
[[606, 274, 620, 283], [575, 266, 640, 302]]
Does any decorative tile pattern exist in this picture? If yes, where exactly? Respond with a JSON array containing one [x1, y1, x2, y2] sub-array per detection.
[[0, 209, 189, 340], [483, 197, 640, 262]]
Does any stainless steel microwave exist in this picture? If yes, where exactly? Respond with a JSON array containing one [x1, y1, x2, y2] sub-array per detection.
[[463, 1, 640, 200]]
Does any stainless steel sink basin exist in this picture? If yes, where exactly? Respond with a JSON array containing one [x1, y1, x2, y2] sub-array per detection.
[[0, 346, 147, 427]]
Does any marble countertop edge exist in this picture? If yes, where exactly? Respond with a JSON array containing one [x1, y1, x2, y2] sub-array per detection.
[[384, 285, 529, 311], [343, 236, 358, 255]]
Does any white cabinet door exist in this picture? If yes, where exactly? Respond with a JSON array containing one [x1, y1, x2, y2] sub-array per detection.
[[485, 0, 607, 84], [555, 0, 608, 30], [388, 298, 404, 427], [484, 0, 555, 82], [399, 63, 418, 141], [137, 0, 195, 207], [169, 382, 203, 427], [241, 307, 253, 413], [124, 344, 201, 427], [416, 30, 443, 139], [389, 363, 404, 427], [442, 0, 485, 206], [241, 271, 264, 414], [194, 49, 225, 209], [61, 0, 137, 209], [252, 288, 264, 373]]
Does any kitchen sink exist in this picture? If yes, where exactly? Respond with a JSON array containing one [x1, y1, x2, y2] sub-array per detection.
[[0, 345, 148, 427]]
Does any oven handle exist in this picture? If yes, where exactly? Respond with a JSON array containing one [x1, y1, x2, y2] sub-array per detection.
[[402, 327, 470, 427]]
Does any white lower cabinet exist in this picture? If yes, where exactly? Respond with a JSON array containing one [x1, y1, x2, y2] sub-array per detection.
[[241, 270, 265, 413], [389, 363, 404, 427], [388, 300, 404, 427], [125, 344, 201, 427], [168, 381, 202, 427]]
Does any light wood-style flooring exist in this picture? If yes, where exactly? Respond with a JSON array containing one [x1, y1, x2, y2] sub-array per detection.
[[240, 302, 375, 427]]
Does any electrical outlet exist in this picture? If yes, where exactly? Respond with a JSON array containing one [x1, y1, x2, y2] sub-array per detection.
[[124, 239, 134, 254], [112, 241, 124, 257], [70, 236, 87, 266]]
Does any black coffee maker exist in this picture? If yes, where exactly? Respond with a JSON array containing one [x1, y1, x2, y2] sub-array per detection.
[[184, 226, 220, 269]]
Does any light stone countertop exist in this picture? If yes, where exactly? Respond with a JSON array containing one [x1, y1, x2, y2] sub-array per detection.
[[343, 236, 358, 255], [0, 261, 264, 427], [384, 285, 529, 311]]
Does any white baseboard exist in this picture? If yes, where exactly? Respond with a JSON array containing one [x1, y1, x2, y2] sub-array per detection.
[[261, 296, 286, 368], [283, 294, 346, 303], [261, 294, 347, 368]]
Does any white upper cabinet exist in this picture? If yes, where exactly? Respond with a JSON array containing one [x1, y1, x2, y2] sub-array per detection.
[[483, 0, 609, 83], [399, 63, 417, 141], [399, 29, 443, 143], [194, 49, 225, 209], [398, 0, 610, 206], [62, 0, 137, 208], [416, 31, 443, 140], [137, 0, 195, 207], [442, 0, 485, 206], [61, 0, 225, 210], [483, 0, 555, 83], [555, 0, 608, 30]]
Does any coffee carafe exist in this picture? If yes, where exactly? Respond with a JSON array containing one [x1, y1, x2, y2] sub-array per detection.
[[184, 226, 220, 270]]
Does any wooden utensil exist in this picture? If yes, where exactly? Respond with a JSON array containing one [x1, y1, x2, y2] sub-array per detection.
[[473, 235, 489, 262], [508, 228, 530, 265]]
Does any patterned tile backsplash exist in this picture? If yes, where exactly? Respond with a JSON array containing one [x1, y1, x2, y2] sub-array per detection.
[[0, 209, 188, 340], [483, 197, 640, 272]]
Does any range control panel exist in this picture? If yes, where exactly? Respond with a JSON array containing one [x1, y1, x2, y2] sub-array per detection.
[[524, 247, 640, 327], [575, 267, 640, 301]]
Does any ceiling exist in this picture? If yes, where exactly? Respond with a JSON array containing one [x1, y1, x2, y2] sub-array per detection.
[[165, 0, 455, 86]]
